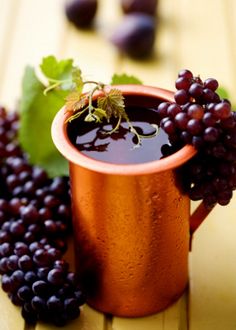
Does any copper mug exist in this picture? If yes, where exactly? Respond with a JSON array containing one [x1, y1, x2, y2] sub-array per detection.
[[51, 85, 211, 317]]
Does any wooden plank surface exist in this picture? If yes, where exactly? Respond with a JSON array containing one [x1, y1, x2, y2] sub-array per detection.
[[172, 0, 235, 102], [0, 0, 66, 109], [174, 1, 236, 329], [0, 0, 236, 329], [0, 286, 25, 330], [189, 200, 236, 330]]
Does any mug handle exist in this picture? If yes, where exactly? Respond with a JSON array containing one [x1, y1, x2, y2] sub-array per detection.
[[189, 201, 214, 250]]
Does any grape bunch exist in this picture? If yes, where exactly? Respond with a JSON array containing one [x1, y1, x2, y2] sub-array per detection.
[[157, 69, 236, 208], [0, 106, 85, 326]]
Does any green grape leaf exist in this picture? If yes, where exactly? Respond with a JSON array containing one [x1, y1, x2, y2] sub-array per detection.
[[111, 73, 143, 85], [40, 55, 73, 81], [97, 88, 125, 119], [65, 91, 86, 113], [72, 67, 83, 93], [19, 65, 69, 177], [217, 86, 230, 99]]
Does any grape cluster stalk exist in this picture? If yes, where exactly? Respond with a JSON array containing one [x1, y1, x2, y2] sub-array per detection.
[[157, 69, 236, 208], [0, 106, 85, 326]]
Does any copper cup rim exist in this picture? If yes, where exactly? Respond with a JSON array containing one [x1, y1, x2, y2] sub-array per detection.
[[51, 85, 197, 176]]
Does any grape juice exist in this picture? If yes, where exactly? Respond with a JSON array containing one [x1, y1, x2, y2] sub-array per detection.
[[67, 106, 170, 164]]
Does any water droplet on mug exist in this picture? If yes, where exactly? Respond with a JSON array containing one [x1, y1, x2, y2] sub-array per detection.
[[151, 193, 159, 201]]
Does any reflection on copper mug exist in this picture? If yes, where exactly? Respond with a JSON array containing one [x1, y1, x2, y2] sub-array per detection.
[[52, 85, 210, 317]]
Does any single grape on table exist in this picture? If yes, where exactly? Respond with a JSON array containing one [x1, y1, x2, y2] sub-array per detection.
[[110, 13, 156, 58], [120, 0, 158, 15], [65, 0, 98, 28]]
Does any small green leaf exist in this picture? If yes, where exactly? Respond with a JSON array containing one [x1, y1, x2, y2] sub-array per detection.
[[217, 86, 229, 99], [93, 108, 107, 122], [40, 55, 73, 81], [65, 91, 86, 112], [19, 65, 69, 177], [72, 67, 83, 92], [97, 88, 125, 119], [111, 73, 142, 85], [85, 113, 95, 122]]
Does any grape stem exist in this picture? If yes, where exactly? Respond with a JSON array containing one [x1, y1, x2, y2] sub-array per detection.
[[43, 73, 159, 147]]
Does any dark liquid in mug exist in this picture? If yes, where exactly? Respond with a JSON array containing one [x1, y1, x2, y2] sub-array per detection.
[[67, 106, 170, 164]]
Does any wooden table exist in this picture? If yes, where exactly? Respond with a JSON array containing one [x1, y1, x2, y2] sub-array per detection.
[[0, 0, 236, 329]]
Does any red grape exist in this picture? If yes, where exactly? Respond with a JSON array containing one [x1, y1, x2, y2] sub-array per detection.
[[65, 0, 98, 28], [110, 14, 156, 58], [120, 0, 158, 15]]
